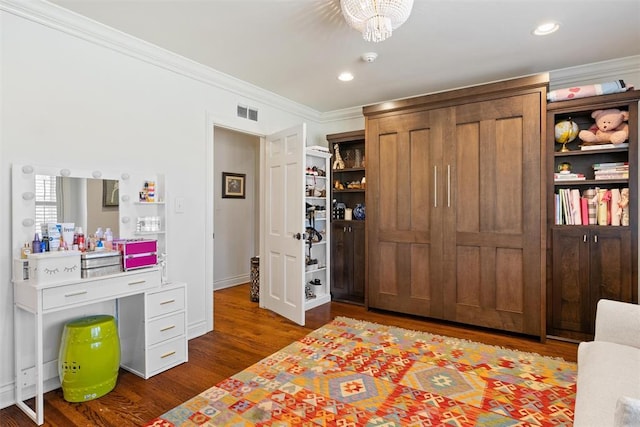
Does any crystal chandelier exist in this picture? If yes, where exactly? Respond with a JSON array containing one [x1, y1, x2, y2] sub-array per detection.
[[340, 0, 414, 43]]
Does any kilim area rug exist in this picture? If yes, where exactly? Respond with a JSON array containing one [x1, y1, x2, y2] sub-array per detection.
[[144, 316, 576, 426]]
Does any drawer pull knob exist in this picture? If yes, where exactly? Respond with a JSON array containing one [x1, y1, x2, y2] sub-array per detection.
[[160, 299, 176, 305], [128, 280, 146, 286], [65, 290, 88, 297], [160, 325, 176, 332], [161, 351, 176, 359]]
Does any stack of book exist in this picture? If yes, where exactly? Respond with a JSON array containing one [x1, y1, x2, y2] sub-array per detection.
[[554, 172, 585, 181], [593, 162, 629, 180]]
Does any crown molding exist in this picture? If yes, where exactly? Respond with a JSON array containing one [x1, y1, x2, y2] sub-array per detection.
[[0, 0, 325, 122], [319, 105, 364, 122], [549, 55, 640, 89]]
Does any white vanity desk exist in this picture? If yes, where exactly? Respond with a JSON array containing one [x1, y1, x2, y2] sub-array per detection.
[[13, 268, 187, 425], [11, 163, 185, 425]]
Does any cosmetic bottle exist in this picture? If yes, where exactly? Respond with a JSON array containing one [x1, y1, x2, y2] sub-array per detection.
[[32, 233, 42, 253], [21, 242, 31, 259], [76, 227, 85, 252], [104, 228, 113, 251]]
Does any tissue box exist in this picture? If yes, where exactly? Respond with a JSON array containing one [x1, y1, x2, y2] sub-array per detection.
[[27, 251, 81, 285], [115, 239, 157, 271]]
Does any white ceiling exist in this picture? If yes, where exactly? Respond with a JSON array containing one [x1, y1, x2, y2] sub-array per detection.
[[50, 0, 640, 113]]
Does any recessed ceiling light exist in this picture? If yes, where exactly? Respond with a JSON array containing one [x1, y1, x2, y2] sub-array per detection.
[[338, 72, 354, 82], [533, 21, 560, 36]]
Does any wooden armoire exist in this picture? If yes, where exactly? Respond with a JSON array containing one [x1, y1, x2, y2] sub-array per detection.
[[363, 74, 548, 337]]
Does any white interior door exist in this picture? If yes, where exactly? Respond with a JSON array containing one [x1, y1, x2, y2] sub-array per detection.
[[261, 124, 306, 325]]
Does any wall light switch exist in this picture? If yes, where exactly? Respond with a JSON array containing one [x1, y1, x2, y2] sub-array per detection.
[[175, 197, 185, 214]]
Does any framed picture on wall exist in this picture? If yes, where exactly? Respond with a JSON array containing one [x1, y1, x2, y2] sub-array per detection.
[[102, 179, 119, 207], [222, 172, 246, 199]]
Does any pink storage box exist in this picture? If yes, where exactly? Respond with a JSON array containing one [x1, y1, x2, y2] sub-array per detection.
[[114, 239, 158, 271]]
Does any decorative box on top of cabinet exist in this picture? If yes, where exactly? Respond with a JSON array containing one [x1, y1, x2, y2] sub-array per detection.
[[327, 130, 366, 305], [304, 148, 331, 309], [546, 90, 639, 341]]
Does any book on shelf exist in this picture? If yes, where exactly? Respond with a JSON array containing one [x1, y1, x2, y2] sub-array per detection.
[[554, 173, 585, 181], [580, 142, 629, 151], [556, 187, 629, 226], [594, 168, 629, 173], [594, 174, 629, 180], [592, 161, 628, 169]]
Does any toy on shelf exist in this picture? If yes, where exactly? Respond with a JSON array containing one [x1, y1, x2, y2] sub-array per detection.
[[579, 109, 629, 145]]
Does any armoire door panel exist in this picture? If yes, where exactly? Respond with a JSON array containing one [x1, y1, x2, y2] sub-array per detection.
[[494, 118, 524, 234], [455, 245, 481, 306], [410, 244, 432, 300], [446, 93, 542, 335], [379, 132, 399, 231], [367, 109, 447, 317], [494, 248, 524, 313], [377, 242, 397, 296], [410, 128, 433, 230], [455, 122, 480, 233]]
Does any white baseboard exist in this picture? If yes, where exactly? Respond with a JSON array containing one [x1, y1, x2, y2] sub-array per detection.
[[187, 320, 210, 340], [214, 274, 250, 291]]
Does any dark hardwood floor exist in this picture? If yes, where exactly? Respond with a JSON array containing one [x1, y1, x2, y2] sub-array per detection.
[[1, 283, 577, 426]]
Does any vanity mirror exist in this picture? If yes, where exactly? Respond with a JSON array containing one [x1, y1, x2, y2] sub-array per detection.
[[12, 165, 128, 260], [12, 163, 168, 282], [35, 175, 120, 238]]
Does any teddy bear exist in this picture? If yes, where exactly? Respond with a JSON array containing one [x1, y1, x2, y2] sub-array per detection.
[[578, 108, 629, 145]]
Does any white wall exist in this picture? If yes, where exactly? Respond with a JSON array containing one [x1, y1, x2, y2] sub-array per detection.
[[213, 127, 260, 290]]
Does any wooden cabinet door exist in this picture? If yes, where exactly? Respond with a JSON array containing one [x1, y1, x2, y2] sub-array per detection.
[[330, 221, 365, 304], [366, 108, 452, 318], [589, 228, 632, 330], [444, 93, 543, 335], [551, 228, 591, 334], [331, 221, 355, 302], [351, 221, 366, 302], [551, 227, 632, 336]]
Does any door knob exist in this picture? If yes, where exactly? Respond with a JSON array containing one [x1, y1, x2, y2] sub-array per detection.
[[293, 233, 301, 240]]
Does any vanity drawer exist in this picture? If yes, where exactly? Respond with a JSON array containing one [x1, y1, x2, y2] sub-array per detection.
[[42, 270, 160, 311], [147, 312, 185, 346], [147, 286, 185, 318], [147, 336, 187, 377]]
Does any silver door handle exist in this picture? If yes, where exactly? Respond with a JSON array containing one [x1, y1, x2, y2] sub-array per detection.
[[433, 166, 438, 208], [447, 164, 451, 208]]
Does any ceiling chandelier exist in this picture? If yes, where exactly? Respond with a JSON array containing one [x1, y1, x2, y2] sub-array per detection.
[[340, 0, 414, 43]]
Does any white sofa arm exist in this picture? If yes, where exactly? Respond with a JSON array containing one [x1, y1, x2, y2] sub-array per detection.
[[594, 299, 640, 349]]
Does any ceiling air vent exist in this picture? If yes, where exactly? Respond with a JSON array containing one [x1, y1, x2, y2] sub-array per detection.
[[237, 105, 248, 119], [248, 108, 258, 122]]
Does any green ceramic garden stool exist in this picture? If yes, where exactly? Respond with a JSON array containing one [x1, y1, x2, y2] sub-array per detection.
[[58, 314, 120, 402]]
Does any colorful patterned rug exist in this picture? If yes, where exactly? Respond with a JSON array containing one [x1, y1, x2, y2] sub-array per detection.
[[145, 317, 576, 426]]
